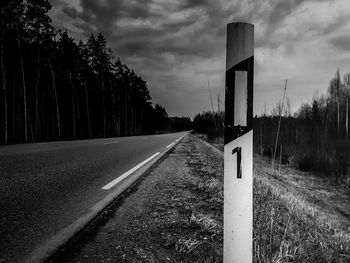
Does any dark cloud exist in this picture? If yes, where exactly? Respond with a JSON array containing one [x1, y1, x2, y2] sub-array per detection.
[[322, 15, 350, 35], [49, 0, 350, 116], [67, 0, 236, 59], [73, 21, 97, 36], [181, 0, 210, 9], [76, 0, 153, 36], [62, 5, 78, 19], [329, 36, 350, 51], [255, 0, 344, 50], [49, 0, 64, 6], [267, 0, 305, 28]]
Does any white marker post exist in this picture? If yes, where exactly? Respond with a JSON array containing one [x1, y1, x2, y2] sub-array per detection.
[[224, 22, 254, 263]]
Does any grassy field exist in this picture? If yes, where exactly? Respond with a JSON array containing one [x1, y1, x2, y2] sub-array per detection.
[[253, 155, 350, 262]]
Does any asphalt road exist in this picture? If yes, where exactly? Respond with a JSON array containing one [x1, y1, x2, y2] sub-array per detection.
[[0, 132, 186, 262]]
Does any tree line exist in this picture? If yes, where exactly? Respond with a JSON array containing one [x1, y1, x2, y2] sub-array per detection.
[[255, 69, 350, 181], [193, 111, 224, 141], [0, 0, 189, 145], [193, 70, 350, 181]]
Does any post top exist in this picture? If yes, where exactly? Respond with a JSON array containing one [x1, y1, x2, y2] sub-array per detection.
[[226, 22, 254, 71], [227, 22, 254, 27]]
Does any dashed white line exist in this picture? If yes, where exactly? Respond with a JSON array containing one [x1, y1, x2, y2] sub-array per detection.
[[103, 141, 119, 145], [166, 142, 174, 149], [101, 152, 160, 190]]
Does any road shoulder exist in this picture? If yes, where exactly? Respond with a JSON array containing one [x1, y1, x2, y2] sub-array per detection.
[[48, 134, 224, 262]]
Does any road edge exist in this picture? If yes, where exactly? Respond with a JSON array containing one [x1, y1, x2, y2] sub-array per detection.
[[24, 132, 188, 263], [192, 133, 223, 155]]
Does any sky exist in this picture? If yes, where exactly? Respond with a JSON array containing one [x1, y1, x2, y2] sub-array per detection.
[[48, 0, 350, 117]]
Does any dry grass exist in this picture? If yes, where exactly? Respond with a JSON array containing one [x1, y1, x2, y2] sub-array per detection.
[[198, 134, 350, 262], [255, 154, 350, 238], [158, 135, 224, 262], [254, 155, 350, 263], [188, 213, 222, 235], [161, 136, 350, 262]]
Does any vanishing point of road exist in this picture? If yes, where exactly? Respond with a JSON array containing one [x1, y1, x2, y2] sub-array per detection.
[[0, 132, 186, 262]]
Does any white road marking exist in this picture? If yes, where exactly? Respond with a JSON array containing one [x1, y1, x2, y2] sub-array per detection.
[[102, 152, 160, 190], [176, 134, 186, 142], [166, 142, 174, 149], [103, 141, 119, 145]]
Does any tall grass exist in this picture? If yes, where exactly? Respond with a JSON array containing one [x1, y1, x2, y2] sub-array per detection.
[[253, 175, 350, 263]]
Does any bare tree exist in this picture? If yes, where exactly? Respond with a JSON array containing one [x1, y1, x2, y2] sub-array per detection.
[[273, 79, 287, 167], [344, 73, 350, 139], [17, 27, 28, 143], [217, 93, 222, 112], [48, 58, 61, 138]]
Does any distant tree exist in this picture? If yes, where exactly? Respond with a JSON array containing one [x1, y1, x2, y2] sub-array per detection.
[[328, 69, 342, 136], [25, 0, 54, 140], [169, 117, 192, 131], [343, 73, 350, 139], [153, 104, 169, 131], [253, 71, 350, 181], [57, 30, 80, 139]]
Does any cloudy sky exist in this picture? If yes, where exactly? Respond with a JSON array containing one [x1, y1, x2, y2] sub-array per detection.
[[49, 0, 350, 117]]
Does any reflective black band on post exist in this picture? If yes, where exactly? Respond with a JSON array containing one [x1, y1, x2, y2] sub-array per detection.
[[224, 23, 254, 145]]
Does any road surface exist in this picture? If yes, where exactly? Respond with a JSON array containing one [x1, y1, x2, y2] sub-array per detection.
[[0, 132, 186, 262]]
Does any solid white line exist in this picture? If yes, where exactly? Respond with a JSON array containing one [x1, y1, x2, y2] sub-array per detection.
[[166, 142, 174, 149], [103, 141, 119, 145], [176, 134, 185, 142], [101, 152, 160, 190]]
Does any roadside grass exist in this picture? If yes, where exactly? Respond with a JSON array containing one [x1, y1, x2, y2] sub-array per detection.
[[255, 155, 350, 262], [255, 155, 350, 237], [254, 175, 350, 262], [150, 137, 224, 262], [155, 135, 350, 262], [196, 133, 350, 262]]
